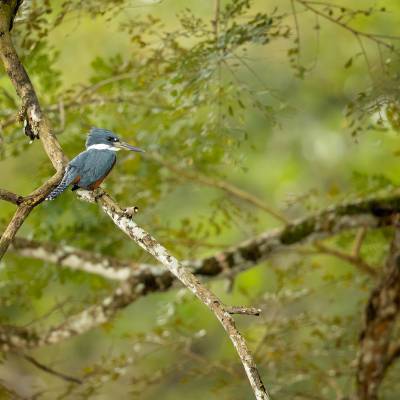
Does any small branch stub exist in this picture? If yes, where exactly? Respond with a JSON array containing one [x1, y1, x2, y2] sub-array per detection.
[[226, 306, 262, 316], [124, 206, 139, 218]]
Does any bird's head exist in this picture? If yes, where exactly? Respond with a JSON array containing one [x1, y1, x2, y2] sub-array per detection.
[[86, 128, 144, 152]]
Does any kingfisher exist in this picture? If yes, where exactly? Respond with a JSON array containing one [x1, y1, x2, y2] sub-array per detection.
[[46, 128, 144, 201]]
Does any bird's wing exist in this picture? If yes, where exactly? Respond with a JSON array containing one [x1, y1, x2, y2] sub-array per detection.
[[69, 150, 92, 170], [46, 151, 93, 200], [46, 164, 80, 201], [72, 150, 116, 188], [46, 150, 116, 200]]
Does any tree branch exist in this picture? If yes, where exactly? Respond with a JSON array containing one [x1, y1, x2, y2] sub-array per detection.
[[0, 205, 32, 258], [0, 6, 68, 260], [10, 191, 400, 283], [76, 188, 271, 400], [356, 224, 400, 400], [385, 340, 400, 372], [0, 269, 177, 352], [0, 12, 66, 165], [0, 188, 23, 205], [10, 236, 138, 281], [0, 172, 67, 260], [0, 1, 22, 32], [2, 191, 400, 396]]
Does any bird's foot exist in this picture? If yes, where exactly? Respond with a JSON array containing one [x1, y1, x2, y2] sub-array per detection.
[[93, 188, 106, 201], [123, 206, 139, 219]]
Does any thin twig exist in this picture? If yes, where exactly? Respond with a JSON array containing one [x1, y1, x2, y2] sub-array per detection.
[[290, 0, 301, 66], [147, 151, 289, 224], [0, 94, 173, 131], [22, 354, 83, 385], [352, 227, 366, 257], [76, 72, 137, 99], [355, 34, 374, 81], [295, 0, 397, 51], [0, 379, 26, 400], [212, 0, 220, 38], [313, 242, 377, 277], [58, 99, 65, 132]]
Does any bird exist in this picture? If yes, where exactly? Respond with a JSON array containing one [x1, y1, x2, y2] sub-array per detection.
[[46, 127, 144, 201]]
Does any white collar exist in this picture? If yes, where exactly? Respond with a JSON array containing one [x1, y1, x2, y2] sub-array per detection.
[[87, 144, 120, 151]]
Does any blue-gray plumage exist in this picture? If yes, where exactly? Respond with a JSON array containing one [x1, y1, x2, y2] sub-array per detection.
[[46, 128, 144, 201]]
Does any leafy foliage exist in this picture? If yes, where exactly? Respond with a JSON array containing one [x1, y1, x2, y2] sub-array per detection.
[[1, 0, 400, 399]]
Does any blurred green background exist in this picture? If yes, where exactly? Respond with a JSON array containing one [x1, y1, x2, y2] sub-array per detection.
[[0, 0, 400, 398]]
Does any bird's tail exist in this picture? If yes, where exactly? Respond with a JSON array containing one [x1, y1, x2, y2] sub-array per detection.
[[46, 167, 77, 201]]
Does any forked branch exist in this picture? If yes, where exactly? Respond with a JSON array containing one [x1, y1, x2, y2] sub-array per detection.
[[0, 6, 67, 260], [77, 189, 270, 400]]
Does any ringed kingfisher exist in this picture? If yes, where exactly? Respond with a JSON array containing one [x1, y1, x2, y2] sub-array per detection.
[[46, 127, 144, 201]]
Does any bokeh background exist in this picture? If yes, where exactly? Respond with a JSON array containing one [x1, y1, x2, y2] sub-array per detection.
[[1, 0, 400, 398]]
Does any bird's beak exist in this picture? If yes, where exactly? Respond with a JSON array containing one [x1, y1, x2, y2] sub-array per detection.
[[115, 141, 145, 152]]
